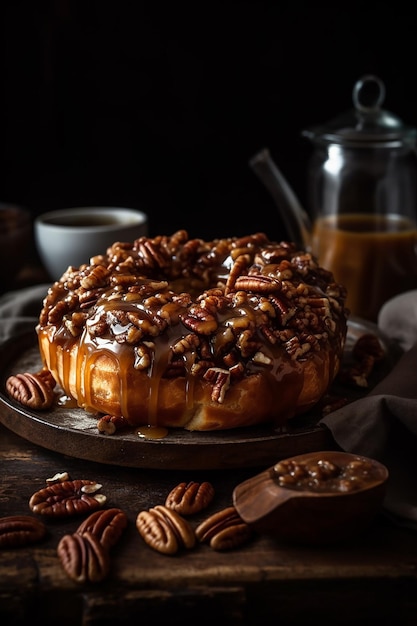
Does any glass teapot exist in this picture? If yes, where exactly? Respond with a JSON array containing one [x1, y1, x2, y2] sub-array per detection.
[[302, 75, 417, 321], [251, 75, 417, 322]]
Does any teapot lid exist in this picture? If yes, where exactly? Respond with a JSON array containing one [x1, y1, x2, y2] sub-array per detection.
[[302, 75, 417, 146]]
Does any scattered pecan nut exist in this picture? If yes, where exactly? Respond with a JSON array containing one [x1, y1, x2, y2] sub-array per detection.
[[97, 414, 129, 435], [6, 369, 56, 410], [338, 333, 386, 388], [136, 504, 195, 555], [353, 333, 385, 363], [76, 508, 128, 550], [165, 481, 215, 515], [57, 531, 110, 584], [0, 515, 47, 549], [195, 505, 252, 551], [29, 479, 106, 517]]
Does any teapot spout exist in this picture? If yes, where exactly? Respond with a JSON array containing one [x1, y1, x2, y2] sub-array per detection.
[[249, 148, 312, 250]]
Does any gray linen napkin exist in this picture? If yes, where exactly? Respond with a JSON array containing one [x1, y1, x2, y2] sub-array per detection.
[[320, 344, 417, 528], [0, 284, 49, 342], [378, 289, 417, 352], [321, 290, 417, 529]]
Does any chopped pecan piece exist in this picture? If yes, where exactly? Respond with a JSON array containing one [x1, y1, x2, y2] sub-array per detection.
[[136, 504, 195, 555], [6, 369, 56, 410], [29, 479, 106, 517], [195, 506, 252, 551], [46, 471, 71, 484], [224, 253, 251, 293], [165, 481, 215, 516], [57, 531, 110, 584], [76, 508, 128, 550], [203, 367, 231, 403], [0, 515, 47, 548]]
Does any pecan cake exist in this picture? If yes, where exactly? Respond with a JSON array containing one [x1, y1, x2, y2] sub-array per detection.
[[35, 230, 348, 431]]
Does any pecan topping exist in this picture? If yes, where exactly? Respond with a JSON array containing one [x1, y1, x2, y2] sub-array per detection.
[[29, 479, 106, 517], [203, 368, 231, 403], [0, 515, 47, 548], [233, 274, 282, 293], [6, 368, 56, 410], [195, 506, 253, 551], [225, 253, 251, 293], [76, 508, 128, 550], [37, 231, 348, 410], [136, 504, 195, 555], [180, 304, 218, 334], [165, 481, 215, 516], [57, 531, 110, 584]]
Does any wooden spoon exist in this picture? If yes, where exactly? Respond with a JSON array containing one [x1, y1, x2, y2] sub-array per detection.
[[233, 450, 389, 544]]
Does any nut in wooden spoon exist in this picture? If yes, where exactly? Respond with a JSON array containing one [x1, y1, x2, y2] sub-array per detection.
[[233, 450, 389, 545]]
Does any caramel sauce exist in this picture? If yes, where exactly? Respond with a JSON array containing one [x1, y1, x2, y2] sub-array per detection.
[[38, 302, 334, 431], [137, 426, 169, 440], [273, 455, 385, 493], [146, 327, 175, 427], [312, 213, 417, 321]]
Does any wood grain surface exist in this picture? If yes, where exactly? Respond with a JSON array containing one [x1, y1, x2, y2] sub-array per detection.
[[1, 423, 417, 625]]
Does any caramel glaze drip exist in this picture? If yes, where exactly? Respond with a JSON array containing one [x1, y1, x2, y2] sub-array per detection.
[[36, 231, 348, 431]]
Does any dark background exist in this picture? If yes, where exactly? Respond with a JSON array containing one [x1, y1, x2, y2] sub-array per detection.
[[1, 1, 417, 241]]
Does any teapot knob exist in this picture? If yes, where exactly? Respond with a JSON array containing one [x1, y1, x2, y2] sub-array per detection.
[[353, 75, 385, 114]]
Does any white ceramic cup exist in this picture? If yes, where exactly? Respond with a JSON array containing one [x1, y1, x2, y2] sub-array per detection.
[[35, 206, 148, 281]]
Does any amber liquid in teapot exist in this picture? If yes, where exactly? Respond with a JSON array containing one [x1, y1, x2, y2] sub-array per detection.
[[311, 213, 417, 321]]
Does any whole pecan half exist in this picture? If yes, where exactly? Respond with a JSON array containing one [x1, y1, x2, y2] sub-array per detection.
[[57, 531, 110, 584], [0, 515, 47, 548], [165, 481, 215, 515], [76, 508, 128, 550], [136, 504, 195, 555], [195, 505, 253, 551], [6, 369, 56, 410], [29, 480, 106, 517]]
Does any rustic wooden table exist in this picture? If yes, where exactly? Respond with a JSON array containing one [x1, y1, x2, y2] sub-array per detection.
[[1, 422, 417, 626]]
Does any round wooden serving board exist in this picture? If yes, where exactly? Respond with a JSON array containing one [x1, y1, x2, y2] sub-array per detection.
[[0, 320, 399, 470]]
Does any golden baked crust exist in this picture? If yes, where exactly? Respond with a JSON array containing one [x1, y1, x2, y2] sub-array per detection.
[[36, 230, 348, 431]]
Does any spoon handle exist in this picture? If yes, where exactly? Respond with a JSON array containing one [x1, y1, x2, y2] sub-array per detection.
[[233, 468, 295, 525], [249, 148, 312, 249]]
